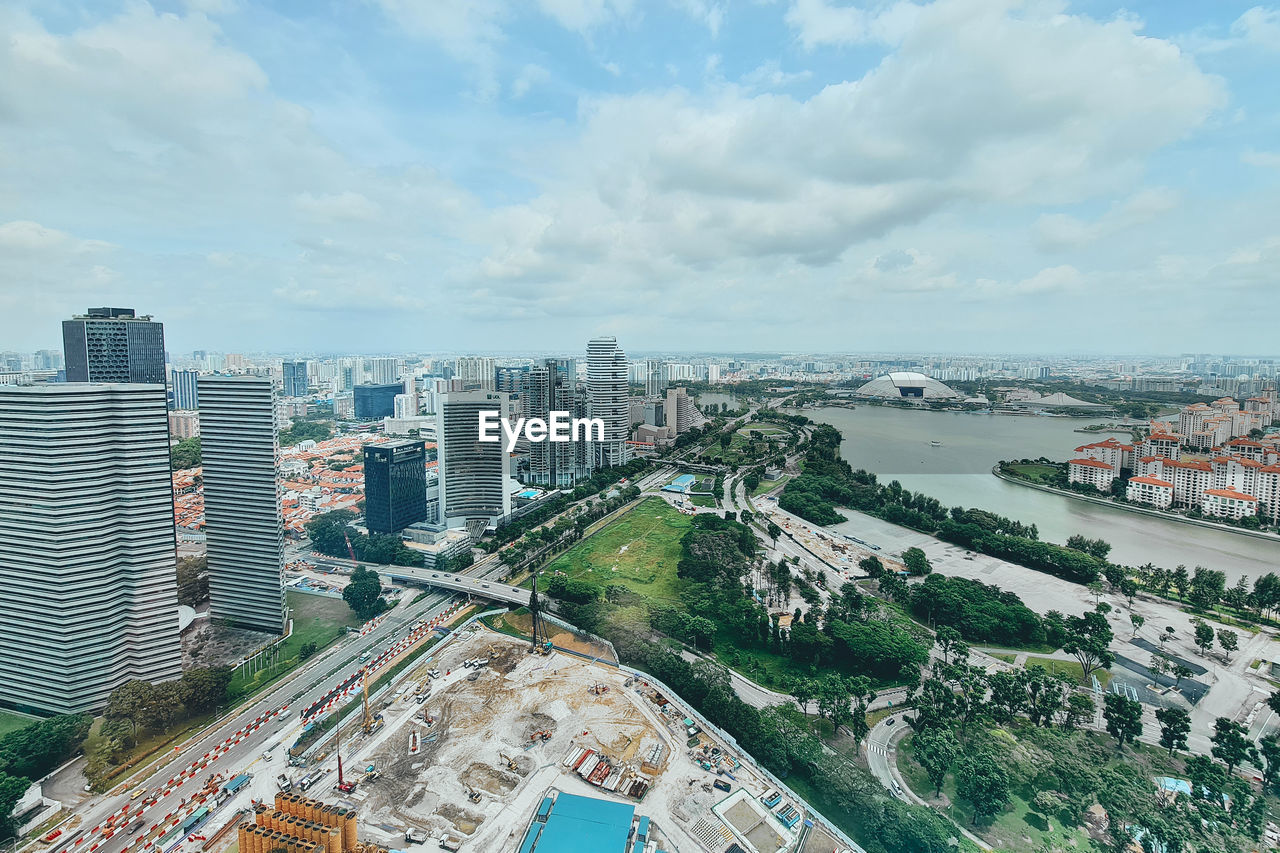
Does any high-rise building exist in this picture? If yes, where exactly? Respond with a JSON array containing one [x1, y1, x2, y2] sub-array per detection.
[[198, 375, 285, 633], [62, 307, 166, 384], [645, 359, 668, 398], [364, 440, 429, 534], [171, 369, 200, 410], [587, 337, 630, 468], [523, 358, 590, 487], [369, 357, 401, 385], [495, 365, 529, 394], [455, 357, 496, 391], [169, 409, 200, 439], [437, 391, 512, 536], [0, 384, 182, 713], [354, 383, 401, 419], [282, 361, 309, 397], [394, 393, 418, 419]]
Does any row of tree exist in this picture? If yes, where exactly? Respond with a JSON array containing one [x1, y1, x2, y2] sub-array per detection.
[[304, 509, 427, 567], [0, 715, 93, 838]]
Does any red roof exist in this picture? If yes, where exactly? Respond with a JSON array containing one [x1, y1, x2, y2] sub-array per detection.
[[1129, 476, 1174, 488], [1205, 488, 1258, 501], [1068, 458, 1114, 470]]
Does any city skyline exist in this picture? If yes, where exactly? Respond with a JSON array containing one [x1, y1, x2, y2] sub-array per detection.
[[2, 1, 1278, 354]]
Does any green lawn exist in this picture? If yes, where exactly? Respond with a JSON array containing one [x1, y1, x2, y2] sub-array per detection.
[[737, 423, 788, 435], [751, 474, 789, 496], [542, 496, 692, 606], [1023, 655, 1112, 687], [229, 590, 361, 696], [690, 494, 717, 508], [0, 710, 38, 737], [1003, 462, 1062, 485]]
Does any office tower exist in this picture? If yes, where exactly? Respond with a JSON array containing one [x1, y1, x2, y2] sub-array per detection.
[[363, 440, 429, 534], [666, 387, 699, 433], [436, 391, 512, 536], [33, 349, 63, 371], [495, 365, 529, 394], [169, 410, 200, 439], [645, 360, 668, 398], [171, 369, 200, 410], [523, 358, 588, 487], [282, 361, 309, 397], [369, 357, 400, 385], [0, 384, 182, 713], [354, 383, 401, 419], [62, 307, 166, 384], [587, 337, 630, 468], [198, 375, 285, 633], [455, 357, 496, 391], [338, 358, 357, 391], [707, 363, 721, 383]]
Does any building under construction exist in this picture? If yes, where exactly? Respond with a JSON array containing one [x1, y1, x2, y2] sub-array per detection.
[[237, 794, 360, 853]]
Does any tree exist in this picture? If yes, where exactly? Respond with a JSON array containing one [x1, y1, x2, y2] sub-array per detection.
[[1155, 707, 1190, 756], [858, 555, 885, 578], [175, 555, 209, 606], [0, 770, 33, 838], [1063, 693, 1095, 730], [1171, 565, 1191, 599], [1259, 736, 1280, 795], [935, 626, 964, 666], [170, 436, 201, 470], [1193, 620, 1215, 656], [343, 566, 387, 620], [789, 677, 816, 717], [1119, 578, 1138, 608], [1268, 691, 1280, 717], [180, 667, 232, 714], [104, 680, 156, 736], [1217, 628, 1238, 662], [1061, 609, 1114, 682], [1103, 693, 1142, 749], [902, 547, 932, 576], [766, 521, 782, 544], [1129, 613, 1145, 637], [151, 681, 186, 732], [299, 641, 319, 660], [1211, 717, 1257, 774], [955, 754, 1010, 824], [1171, 663, 1194, 689], [913, 727, 960, 797]]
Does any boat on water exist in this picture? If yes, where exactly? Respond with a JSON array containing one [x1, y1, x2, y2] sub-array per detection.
[[930, 440, 943, 447]]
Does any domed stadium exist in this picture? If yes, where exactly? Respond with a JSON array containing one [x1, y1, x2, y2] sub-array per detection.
[[855, 371, 962, 400]]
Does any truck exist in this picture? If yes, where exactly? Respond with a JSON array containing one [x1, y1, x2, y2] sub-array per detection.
[[438, 837, 461, 852], [222, 774, 252, 796], [277, 775, 292, 792], [405, 829, 428, 845], [298, 770, 325, 791]]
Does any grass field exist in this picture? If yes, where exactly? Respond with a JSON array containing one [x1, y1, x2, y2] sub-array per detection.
[[0, 710, 37, 737], [229, 590, 361, 696], [542, 496, 692, 606], [751, 474, 789, 496], [1023, 655, 1112, 687], [1004, 462, 1062, 485]]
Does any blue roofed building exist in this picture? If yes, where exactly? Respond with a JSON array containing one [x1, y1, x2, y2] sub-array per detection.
[[517, 792, 637, 853]]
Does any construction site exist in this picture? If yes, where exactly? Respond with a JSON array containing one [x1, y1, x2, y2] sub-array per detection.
[[262, 614, 848, 853]]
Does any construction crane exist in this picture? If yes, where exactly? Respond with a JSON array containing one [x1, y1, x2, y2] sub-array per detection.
[[465, 785, 481, 803], [360, 667, 379, 734], [333, 715, 356, 794], [341, 529, 359, 571], [499, 753, 518, 772]]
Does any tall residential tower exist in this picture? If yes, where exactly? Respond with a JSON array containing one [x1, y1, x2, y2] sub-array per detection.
[[587, 337, 630, 468], [437, 390, 511, 537]]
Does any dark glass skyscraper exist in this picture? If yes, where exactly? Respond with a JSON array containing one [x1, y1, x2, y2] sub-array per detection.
[[62, 307, 166, 384], [354, 382, 400, 419], [363, 440, 429, 534], [282, 361, 309, 397]]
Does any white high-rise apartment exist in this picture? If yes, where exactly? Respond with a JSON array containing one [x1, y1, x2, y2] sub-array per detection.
[[524, 359, 590, 487], [369, 357, 401, 385], [645, 359, 668, 398], [436, 390, 512, 537], [199, 375, 286, 633], [455, 357, 496, 391], [587, 336, 630, 468], [0, 384, 183, 713]]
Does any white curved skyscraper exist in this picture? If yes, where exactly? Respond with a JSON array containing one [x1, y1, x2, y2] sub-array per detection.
[[0, 384, 182, 713], [587, 336, 630, 468]]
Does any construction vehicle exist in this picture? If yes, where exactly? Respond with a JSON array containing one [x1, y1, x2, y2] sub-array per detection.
[[360, 667, 383, 735], [333, 710, 357, 795], [465, 785, 481, 804], [499, 753, 518, 772]]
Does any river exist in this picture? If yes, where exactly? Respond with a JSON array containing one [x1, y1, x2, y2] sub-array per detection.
[[798, 405, 1280, 583]]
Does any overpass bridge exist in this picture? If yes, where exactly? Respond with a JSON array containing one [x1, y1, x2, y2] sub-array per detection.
[[381, 565, 531, 607]]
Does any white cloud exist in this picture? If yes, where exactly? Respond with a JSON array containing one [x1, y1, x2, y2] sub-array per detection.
[[511, 63, 551, 99], [740, 60, 812, 90], [785, 0, 920, 50], [1035, 188, 1180, 251], [1242, 149, 1280, 168], [1231, 6, 1280, 50]]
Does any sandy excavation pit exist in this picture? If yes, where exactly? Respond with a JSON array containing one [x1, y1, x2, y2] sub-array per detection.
[[354, 628, 670, 844]]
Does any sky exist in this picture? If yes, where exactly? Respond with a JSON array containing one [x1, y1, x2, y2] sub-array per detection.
[[0, 0, 1277, 356]]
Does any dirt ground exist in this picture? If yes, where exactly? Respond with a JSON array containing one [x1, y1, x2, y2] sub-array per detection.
[[181, 620, 276, 669], [489, 612, 618, 662]]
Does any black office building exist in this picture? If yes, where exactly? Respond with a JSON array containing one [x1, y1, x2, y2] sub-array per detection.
[[62, 307, 166, 383], [282, 361, 308, 397], [353, 383, 401, 419], [364, 440, 429, 534]]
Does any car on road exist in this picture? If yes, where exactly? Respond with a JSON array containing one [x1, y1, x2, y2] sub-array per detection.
[[432, 573, 439, 578], [892, 782, 903, 797], [886, 717, 895, 726]]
